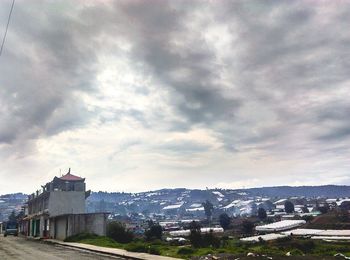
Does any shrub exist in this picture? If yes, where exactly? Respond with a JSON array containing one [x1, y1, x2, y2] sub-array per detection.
[[258, 208, 267, 220], [242, 220, 254, 234], [202, 231, 220, 248], [189, 229, 221, 248], [290, 240, 315, 253], [276, 236, 292, 243], [145, 223, 163, 241], [125, 242, 147, 252], [258, 236, 265, 244], [125, 243, 161, 255], [301, 215, 314, 222], [149, 246, 161, 255], [284, 201, 295, 213], [221, 236, 229, 247], [189, 228, 202, 248], [301, 240, 315, 253], [177, 247, 195, 255], [64, 233, 98, 242], [290, 249, 304, 256], [107, 221, 134, 243], [204, 250, 214, 255], [219, 213, 231, 230]]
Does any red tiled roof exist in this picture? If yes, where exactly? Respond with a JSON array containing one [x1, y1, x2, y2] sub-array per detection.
[[59, 173, 84, 181]]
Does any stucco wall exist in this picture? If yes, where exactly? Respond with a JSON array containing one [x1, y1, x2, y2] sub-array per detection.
[[53, 217, 67, 240], [48, 191, 85, 217], [50, 213, 107, 240]]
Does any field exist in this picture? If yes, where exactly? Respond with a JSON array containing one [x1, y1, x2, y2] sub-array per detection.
[[65, 233, 350, 259], [305, 211, 350, 229]]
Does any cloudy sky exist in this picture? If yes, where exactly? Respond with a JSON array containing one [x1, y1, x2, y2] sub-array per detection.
[[0, 0, 350, 194]]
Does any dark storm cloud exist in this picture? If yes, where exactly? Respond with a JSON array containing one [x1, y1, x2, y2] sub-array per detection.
[[0, 2, 98, 146], [319, 125, 350, 141], [215, 1, 350, 150], [313, 101, 350, 142], [103, 0, 350, 152], [315, 102, 350, 123], [1, 0, 350, 157], [108, 0, 241, 126]]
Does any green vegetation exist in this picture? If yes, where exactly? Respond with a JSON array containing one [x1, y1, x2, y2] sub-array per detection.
[[177, 247, 195, 255], [306, 211, 350, 229], [258, 208, 267, 220], [189, 229, 220, 248], [64, 233, 125, 248], [145, 220, 163, 241], [106, 221, 134, 243], [202, 200, 214, 223], [242, 220, 254, 234], [284, 200, 295, 213], [64, 232, 350, 259], [219, 213, 231, 230], [64, 213, 350, 259]]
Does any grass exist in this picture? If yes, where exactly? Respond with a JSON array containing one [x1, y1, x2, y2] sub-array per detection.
[[64, 233, 350, 259], [64, 233, 127, 249]]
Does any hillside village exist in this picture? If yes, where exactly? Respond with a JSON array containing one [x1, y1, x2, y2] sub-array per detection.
[[86, 186, 350, 219], [1, 179, 350, 259], [2, 185, 350, 232], [0, 193, 27, 222]]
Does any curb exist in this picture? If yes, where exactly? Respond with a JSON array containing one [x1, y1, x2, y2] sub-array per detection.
[[43, 239, 141, 259], [40, 239, 180, 260]]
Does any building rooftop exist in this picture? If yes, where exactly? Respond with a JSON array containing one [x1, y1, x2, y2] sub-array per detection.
[[59, 169, 84, 181], [256, 220, 306, 232]]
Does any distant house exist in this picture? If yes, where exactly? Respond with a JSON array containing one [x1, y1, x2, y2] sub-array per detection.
[[221, 200, 257, 217], [162, 202, 184, 215], [19, 169, 108, 240], [185, 206, 205, 218], [257, 200, 275, 212], [256, 220, 306, 232]]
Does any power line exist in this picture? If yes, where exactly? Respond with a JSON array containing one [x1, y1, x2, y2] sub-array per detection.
[[0, 0, 15, 57]]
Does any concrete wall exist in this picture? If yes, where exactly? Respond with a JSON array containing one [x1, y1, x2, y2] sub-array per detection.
[[50, 217, 67, 240], [48, 191, 85, 217], [50, 213, 107, 240]]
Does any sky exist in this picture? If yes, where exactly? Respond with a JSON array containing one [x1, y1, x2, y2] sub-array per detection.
[[0, 0, 350, 194]]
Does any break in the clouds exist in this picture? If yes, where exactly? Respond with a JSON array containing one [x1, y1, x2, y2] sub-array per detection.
[[1, 0, 350, 194]]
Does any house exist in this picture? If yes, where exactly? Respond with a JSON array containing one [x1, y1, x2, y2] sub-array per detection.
[[256, 220, 306, 233], [20, 169, 108, 240]]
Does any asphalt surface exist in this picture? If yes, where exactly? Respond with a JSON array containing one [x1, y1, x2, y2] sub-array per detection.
[[0, 235, 127, 260]]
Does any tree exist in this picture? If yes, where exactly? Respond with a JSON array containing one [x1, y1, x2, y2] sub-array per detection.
[[302, 215, 314, 222], [107, 221, 134, 243], [202, 200, 214, 223], [188, 220, 201, 231], [302, 205, 309, 213], [16, 210, 25, 221], [219, 213, 231, 230], [258, 208, 267, 220], [202, 230, 220, 248], [284, 201, 294, 213], [8, 210, 16, 222], [242, 220, 254, 234], [189, 221, 202, 248], [317, 203, 329, 214], [340, 201, 350, 211], [145, 221, 163, 241], [188, 221, 219, 248]]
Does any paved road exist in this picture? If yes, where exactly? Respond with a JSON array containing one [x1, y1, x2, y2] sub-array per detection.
[[0, 235, 127, 260]]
